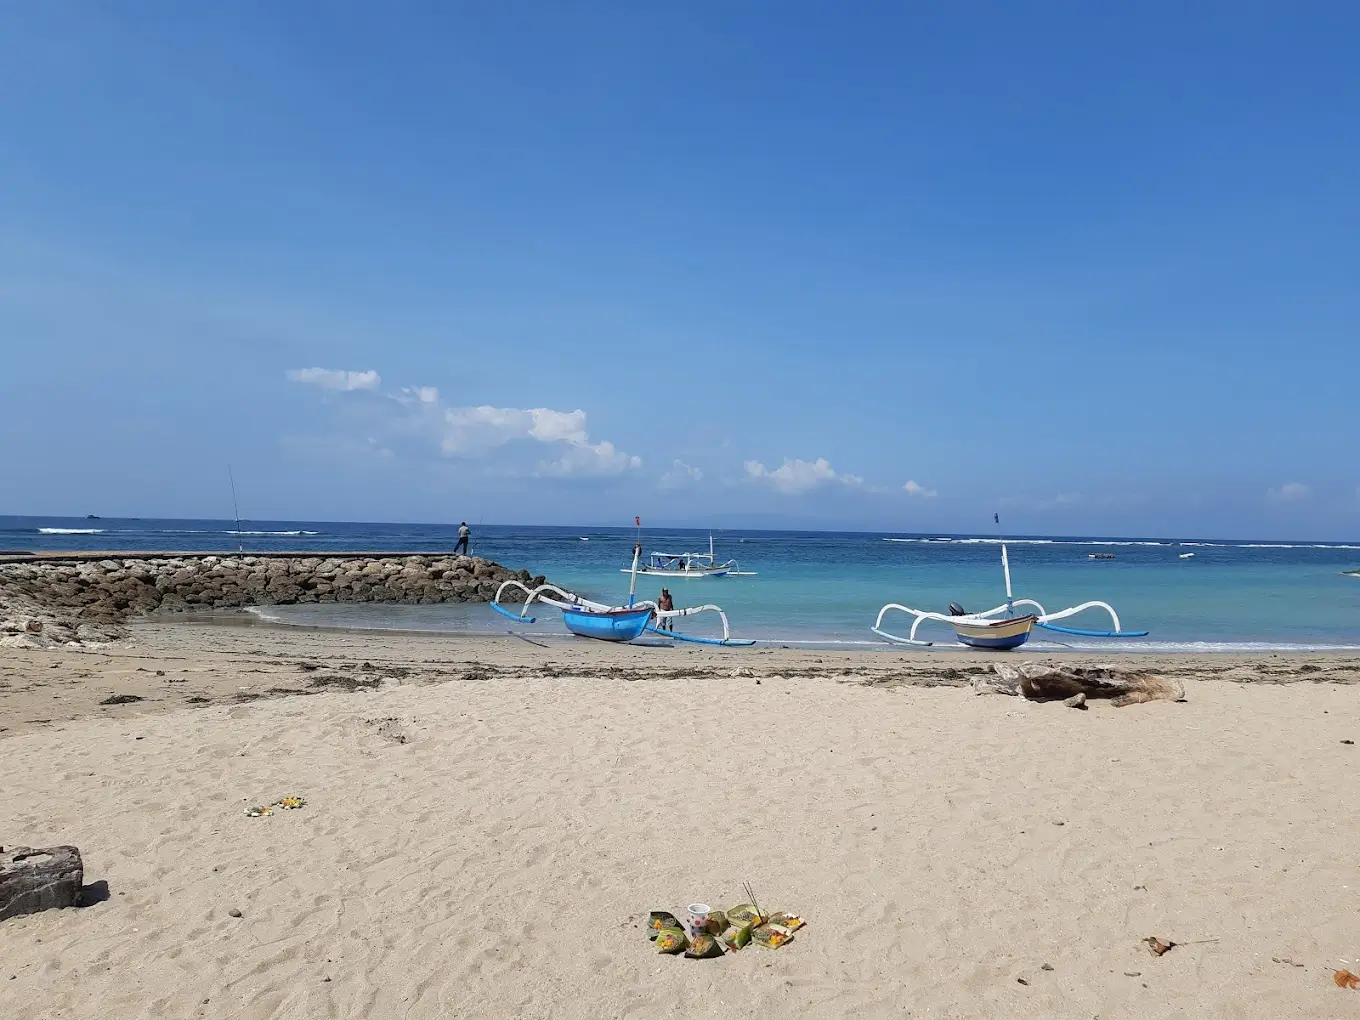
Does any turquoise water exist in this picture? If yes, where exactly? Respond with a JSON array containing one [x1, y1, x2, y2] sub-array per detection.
[[7, 518, 1359, 650]]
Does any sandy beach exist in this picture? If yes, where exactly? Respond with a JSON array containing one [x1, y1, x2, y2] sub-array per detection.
[[3, 622, 1359, 1019]]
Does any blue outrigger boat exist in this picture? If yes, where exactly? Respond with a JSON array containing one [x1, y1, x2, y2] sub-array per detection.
[[492, 544, 754, 646], [560, 604, 654, 642], [872, 522, 1148, 650]]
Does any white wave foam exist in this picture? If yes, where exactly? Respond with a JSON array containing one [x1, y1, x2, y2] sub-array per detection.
[[225, 530, 321, 536], [1029, 640, 1360, 653], [38, 527, 104, 535], [885, 537, 1360, 551], [885, 537, 1164, 547], [745, 638, 892, 647], [1240, 543, 1360, 550]]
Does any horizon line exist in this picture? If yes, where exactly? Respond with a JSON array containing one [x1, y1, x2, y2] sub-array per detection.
[[2, 513, 1357, 547]]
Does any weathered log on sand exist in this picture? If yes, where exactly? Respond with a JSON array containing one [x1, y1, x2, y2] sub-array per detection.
[[0, 845, 84, 921], [978, 663, 1184, 706]]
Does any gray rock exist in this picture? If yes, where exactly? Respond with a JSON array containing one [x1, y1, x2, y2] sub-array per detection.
[[0, 846, 84, 921]]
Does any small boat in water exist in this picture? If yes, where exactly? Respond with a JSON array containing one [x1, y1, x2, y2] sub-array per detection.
[[623, 534, 756, 578], [1179, 552, 1195, 559], [872, 517, 1148, 650], [493, 541, 754, 645]]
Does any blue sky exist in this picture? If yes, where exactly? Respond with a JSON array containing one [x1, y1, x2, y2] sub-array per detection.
[[2, 3, 1357, 538]]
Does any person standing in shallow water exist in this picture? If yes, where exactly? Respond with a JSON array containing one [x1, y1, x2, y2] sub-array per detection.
[[454, 522, 470, 555], [657, 588, 674, 631]]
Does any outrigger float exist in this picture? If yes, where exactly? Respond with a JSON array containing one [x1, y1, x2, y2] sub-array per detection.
[[493, 545, 754, 646], [872, 522, 1148, 650]]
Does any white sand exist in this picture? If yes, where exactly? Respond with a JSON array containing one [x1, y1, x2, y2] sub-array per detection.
[[2, 623, 1359, 1019]]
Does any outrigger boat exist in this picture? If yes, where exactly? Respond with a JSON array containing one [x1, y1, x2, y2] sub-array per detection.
[[872, 524, 1148, 650], [622, 534, 757, 578], [493, 544, 755, 646]]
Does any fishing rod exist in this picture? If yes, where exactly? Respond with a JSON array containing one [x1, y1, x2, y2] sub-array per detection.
[[228, 465, 243, 554]]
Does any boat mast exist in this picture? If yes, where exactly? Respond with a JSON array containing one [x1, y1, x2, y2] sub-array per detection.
[[996, 513, 1014, 612], [629, 515, 641, 606]]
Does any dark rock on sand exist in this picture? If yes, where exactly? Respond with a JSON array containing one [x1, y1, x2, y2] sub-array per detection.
[[1, 846, 84, 921]]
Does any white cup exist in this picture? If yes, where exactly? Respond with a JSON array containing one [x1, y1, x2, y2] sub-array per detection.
[[685, 903, 711, 938]]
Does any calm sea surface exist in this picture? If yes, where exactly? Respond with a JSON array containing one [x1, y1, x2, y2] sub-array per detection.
[[5, 516, 1359, 651]]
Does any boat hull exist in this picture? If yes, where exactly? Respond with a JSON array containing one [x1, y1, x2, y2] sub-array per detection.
[[624, 567, 730, 578], [561, 605, 653, 642], [949, 615, 1036, 650]]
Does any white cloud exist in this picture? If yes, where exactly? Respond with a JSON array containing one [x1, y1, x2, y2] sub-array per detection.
[[430, 400, 638, 476], [288, 370, 639, 477], [538, 439, 642, 478], [659, 460, 704, 489], [744, 457, 860, 494], [1267, 482, 1310, 502], [286, 367, 381, 391], [439, 406, 592, 455], [903, 480, 938, 498]]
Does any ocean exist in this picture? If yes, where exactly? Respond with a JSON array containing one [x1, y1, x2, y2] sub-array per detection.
[[4, 516, 1358, 651]]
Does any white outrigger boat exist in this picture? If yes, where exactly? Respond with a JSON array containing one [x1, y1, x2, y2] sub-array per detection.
[[494, 544, 755, 646], [872, 523, 1148, 650], [622, 534, 757, 578]]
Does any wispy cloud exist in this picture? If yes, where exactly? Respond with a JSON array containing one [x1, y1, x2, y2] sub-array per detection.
[[743, 457, 862, 494], [440, 406, 589, 455], [659, 460, 704, 489], [401, 385, 439, 405], [537, 439, 642, 477], [903, 480, 938, 498], [1267, 481, 1311, 502], [281, 434, 394, 463], [286, 367, 381, 391], [290, 372, 640, 478]]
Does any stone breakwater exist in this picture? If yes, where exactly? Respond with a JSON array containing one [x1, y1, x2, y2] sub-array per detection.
[[0, 554, 547, 649]]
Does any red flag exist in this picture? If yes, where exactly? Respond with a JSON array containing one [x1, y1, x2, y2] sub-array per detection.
[[634, 516, 641, 527]]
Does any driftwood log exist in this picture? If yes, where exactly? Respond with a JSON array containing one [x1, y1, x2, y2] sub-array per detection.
[[0, 845, 84, 921], [975, 663, 1185, 706]]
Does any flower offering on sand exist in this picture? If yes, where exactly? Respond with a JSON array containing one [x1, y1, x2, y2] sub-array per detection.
[[726, 903, 767, 929], [646, 893, 801, 959], [648, 911, 682, 932], [684, 934, 724, 959], [751, 923, 794, 949], [652, 927, 688, 954]]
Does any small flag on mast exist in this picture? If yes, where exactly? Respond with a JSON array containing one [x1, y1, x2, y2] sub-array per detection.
[[994, 513, 999, 525], [634, 516, 641, 527]]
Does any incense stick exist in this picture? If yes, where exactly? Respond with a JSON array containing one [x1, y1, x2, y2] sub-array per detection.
[[743, 881, 763, 923]]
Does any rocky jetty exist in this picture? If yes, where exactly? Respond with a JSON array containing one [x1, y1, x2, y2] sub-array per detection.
[[0, 554, 546, 649]]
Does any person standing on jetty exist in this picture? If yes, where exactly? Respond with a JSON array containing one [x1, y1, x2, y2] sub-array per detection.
[[454, 522, 471, 555]]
